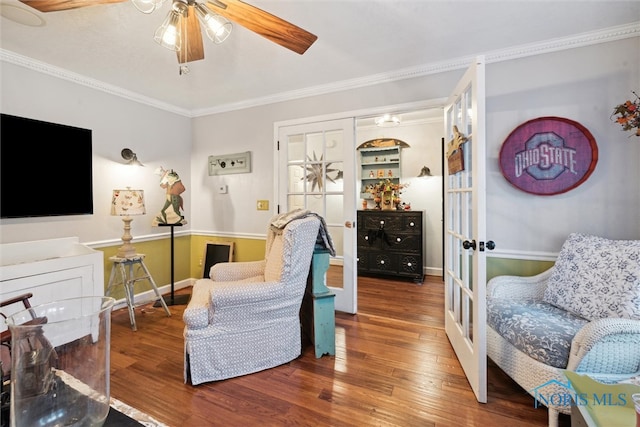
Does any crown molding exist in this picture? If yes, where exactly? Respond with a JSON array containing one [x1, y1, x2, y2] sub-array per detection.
[[192, 21, 640, 116], [0, 50, 193, 117], [2, 22, 638, 118]]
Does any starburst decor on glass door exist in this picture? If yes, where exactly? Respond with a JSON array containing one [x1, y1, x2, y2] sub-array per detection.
[[300, 151, 339, 191]]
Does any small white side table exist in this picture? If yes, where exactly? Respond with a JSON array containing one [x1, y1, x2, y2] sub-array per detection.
[[106, 254, 171, 331]]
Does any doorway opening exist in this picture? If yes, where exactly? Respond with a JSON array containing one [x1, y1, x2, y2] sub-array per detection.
[[275, 100, 446, 314], [355, 108, 444, 279]]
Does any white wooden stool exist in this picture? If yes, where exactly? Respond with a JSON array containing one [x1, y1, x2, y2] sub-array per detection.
[[106, 254, 170, 331]]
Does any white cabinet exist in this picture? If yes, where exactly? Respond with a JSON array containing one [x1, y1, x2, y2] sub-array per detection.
[[359, 146, 402, 199], [0, 237, 103, 333]]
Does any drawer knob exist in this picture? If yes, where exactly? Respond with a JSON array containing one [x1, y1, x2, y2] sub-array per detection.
[[407, 262, 412, 267], [409, 222, 415, 227], [380, 220, 385, 225], [364, 236, 369, 241], [396, 237, 401, 242], [380, 260, 385, 265]]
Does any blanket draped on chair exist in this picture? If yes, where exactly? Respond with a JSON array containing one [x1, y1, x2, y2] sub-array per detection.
[[269, 208, 336, 256]]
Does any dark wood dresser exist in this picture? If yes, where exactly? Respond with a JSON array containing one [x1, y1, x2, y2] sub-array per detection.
[[356, 210, 424, 283]]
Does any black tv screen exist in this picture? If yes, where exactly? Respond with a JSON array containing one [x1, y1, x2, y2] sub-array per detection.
[[1, 114, 94, 218]]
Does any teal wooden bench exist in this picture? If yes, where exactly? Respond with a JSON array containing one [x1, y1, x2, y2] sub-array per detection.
[[301, 248, 335, 358]]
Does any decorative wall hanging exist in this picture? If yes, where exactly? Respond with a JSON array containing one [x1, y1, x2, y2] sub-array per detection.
[[300, 151, 340, 191], [447, 125, 467, 175], [153, 166, 187, 225], [611, 91, 640, 137], [208, 151, 251, 175], [499, 116, 598, 196]]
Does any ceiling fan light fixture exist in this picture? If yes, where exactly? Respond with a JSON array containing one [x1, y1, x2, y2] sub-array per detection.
[[131, 0, 165, 14], [194, 3, 232, 44], [154, 7, 184, 51]]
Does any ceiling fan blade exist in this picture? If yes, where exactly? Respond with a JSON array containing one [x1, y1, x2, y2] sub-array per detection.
[[178, 5, 205, 64], [19, 0, 127, 12], [206, 0, 317, 55]]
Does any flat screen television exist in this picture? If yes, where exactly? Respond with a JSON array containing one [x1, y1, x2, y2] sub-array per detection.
[[1, 113, 94, 218]]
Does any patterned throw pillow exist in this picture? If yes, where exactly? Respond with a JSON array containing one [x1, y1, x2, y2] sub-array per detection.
[[543, 233, 640, 321]]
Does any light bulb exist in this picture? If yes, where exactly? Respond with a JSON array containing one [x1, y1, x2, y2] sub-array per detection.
[[194, 3, 232, 44]]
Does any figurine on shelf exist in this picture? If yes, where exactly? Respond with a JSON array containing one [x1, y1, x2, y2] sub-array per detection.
[[369, 170, 375, 178], [393, 195, 401, 209], [373, 195, 382, 210], [388, 169, 393, 177]]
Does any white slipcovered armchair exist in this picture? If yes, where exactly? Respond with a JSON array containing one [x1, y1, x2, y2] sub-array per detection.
[[183, 211, 332, 385], [487, 233, 640, 427]]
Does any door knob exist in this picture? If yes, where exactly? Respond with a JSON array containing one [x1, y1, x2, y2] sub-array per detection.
[[462, 240, 476, 250], [479, 240, 496, 251], [344, 221, 353, 228]]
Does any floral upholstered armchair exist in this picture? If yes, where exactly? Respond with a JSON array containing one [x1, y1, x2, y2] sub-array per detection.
[[486, 233, 640, 427], [183, 210, 333, 385]]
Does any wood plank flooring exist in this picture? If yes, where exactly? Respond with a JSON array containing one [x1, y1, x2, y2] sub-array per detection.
[[109, 273, 570, 426]]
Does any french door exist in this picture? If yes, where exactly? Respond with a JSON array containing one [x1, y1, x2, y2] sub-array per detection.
[[443, 56, 489, 403], [277, 118, 357, 314]]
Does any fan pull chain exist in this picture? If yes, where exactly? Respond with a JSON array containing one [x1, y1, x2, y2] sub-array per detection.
[[179, 5, 190, 75]]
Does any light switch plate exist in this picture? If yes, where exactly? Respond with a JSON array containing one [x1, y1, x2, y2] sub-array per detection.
[[208, 151, 251, 175]]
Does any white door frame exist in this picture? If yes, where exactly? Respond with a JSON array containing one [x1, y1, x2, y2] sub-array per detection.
[[273, 99, 446, 313], [276, 118, 357, 313], [443, 56, 488, 403]]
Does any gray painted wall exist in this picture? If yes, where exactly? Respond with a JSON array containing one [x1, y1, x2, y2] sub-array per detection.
[[1, 37, 639, 262]]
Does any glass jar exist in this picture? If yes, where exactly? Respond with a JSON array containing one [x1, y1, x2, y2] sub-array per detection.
[[6, 296, 115, 427]]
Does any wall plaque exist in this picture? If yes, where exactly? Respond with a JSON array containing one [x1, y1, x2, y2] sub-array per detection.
[[447, 125, 467, 175], [499, 116, 598, 195]]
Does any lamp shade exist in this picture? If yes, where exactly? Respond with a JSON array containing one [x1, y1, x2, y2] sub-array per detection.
[[194, 3, 232, 44], [111, 189, 146, 216], [154, 9, 183, 51]]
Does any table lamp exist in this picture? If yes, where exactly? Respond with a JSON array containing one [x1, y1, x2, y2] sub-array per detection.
[[111, 188, 146, 258]]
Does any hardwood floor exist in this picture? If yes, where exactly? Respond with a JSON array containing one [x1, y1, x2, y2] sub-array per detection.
[[109, 273, 570, 426]]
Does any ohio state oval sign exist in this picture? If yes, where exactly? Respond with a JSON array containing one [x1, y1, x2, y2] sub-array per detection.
[[499, 116, 598, 195]]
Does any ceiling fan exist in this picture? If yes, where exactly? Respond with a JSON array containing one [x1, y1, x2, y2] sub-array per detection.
[[18, 0, 318, 65]]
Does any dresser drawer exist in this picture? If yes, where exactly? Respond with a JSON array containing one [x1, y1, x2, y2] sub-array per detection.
[[397, 253, 422, 276], [401, 214, 422, 233], [358, 213, 403, 231], [358, 251, 423, 278], [386, 233, 422, 252], [361, 251, 399, 274]]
